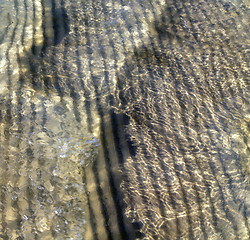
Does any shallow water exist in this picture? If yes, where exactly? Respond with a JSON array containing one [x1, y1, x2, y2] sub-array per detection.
[[0, 0, 249, 239]]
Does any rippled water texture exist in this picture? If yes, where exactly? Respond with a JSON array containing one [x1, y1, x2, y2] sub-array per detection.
[[0, 0, 249, 239]]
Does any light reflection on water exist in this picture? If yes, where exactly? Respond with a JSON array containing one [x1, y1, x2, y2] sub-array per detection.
[[0, 0, 249, 239], [0, 89, 99, 239]]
